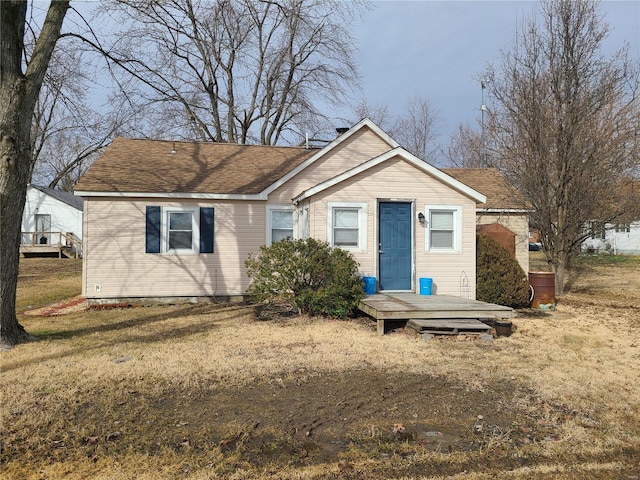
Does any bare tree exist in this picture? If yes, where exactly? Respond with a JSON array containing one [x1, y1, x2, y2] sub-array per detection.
[[29, 45, 132, 190], [444, 124, 483, 168], [484, 0, 640, 294], [352, 98, 394, 132], [81, 0, 361, 145], [352, 94, 440, 163], [1, 0, 70, 347], [392, 94, 439, 163]]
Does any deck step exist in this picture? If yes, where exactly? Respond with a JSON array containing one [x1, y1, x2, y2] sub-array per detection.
[[407, 318, 492, 336]]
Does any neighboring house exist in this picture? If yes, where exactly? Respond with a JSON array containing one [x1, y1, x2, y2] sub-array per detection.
[[581, 221, 640, 255], [441, 168, 530, 274], [21, 184, 83, 257], [74, 118, 486, 304], [581, 180, 640, 256]]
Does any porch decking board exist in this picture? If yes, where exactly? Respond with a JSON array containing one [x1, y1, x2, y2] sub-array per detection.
[[358, 293, 514, 335], [407, 319, 492, 336]]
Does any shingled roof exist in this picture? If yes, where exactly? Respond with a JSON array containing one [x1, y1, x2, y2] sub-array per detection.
[[441, 168, 528, 211], [74, 138, 318, 195], [31, 185, 83, 210]]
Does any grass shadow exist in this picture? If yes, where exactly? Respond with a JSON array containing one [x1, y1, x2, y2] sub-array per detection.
[[4, 303, 255, 372], [32, 302, 249, 339]]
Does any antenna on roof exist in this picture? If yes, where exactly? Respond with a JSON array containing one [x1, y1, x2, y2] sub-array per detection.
[[171, 142, 176, 154], [305, 132, 309, 150], [480, 81, 487, 165]]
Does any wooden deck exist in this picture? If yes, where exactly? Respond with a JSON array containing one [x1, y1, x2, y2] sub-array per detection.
[[359, 293, 515, 335], [20, 232, 82, 258]]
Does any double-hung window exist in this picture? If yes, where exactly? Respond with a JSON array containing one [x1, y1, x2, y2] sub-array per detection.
[[328, 202, 367, 250], [267, 206, 296, 245], [168, 211, 194, 250], [424, 205, 461, 252], [146, 206, 214, 254]]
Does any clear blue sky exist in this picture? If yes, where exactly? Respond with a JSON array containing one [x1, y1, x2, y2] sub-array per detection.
[[345, 0, 640, 139]]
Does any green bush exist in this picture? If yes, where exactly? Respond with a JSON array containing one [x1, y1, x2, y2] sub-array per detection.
[[476, 235, 531, 308], [245, 238, 365, 318]]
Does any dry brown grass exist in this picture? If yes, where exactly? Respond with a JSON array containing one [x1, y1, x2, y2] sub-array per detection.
[[1, 255, 639, 479]]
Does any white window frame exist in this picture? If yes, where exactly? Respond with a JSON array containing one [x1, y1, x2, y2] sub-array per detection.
[[162, 207, 199, 254], [298, 205, 309, 240], [424, 205, 462, 253], [266, 205, 297, 246], [327, 202, 367, 252]]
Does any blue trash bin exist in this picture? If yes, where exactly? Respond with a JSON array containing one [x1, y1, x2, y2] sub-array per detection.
[[419, 277, 433, 295], [363, 276, 376, 294]]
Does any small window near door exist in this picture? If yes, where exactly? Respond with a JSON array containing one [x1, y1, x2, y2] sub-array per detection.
[[424, 205, 461, 252], [328, 202, 367, 250], [430, 211, 454, 248], [333, 208, 359, 246]]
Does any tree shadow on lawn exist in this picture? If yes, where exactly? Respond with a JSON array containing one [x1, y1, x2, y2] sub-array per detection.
[[4, 303, 254, 372], [53, 303, 250, 337]]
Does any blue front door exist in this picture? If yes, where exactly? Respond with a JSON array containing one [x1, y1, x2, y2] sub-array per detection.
[[379, 202, 412, 290]]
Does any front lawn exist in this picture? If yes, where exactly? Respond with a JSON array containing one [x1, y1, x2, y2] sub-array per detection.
[[2, 256, 639, 479]]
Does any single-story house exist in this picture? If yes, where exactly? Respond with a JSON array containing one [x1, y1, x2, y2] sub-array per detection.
[[581, 221, 640, 255], [74, 118, 486, 304], [441, 168, 530, 274], [580, 180, 640, 256], [21, 184, 83, 256]]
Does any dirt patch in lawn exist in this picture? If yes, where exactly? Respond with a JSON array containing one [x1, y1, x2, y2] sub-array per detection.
[[2, 367, 590, 478]]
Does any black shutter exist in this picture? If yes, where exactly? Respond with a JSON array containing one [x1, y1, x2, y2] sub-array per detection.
[[145, 206, 161, 253], [200, 207, 214, 253]]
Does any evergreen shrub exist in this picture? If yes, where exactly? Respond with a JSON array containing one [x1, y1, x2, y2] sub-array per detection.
[[476, 235, 531, 308], [245, 238, 365, 318]]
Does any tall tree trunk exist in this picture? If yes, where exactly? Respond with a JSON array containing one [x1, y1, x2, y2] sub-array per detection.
[[555, 259, 566, 296], [1, 0, 69, 348]]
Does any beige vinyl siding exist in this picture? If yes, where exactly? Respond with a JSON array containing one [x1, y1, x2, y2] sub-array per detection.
[[83, 198, 264, 298], [269, 127, 392, 203], [305, 157, 478, 298], [476, 212, 530, 274]]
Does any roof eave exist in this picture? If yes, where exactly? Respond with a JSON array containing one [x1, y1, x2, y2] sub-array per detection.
[[477, 208, 532, 213], [74, 191, 268, 201], [30, 184, 84, 211]]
